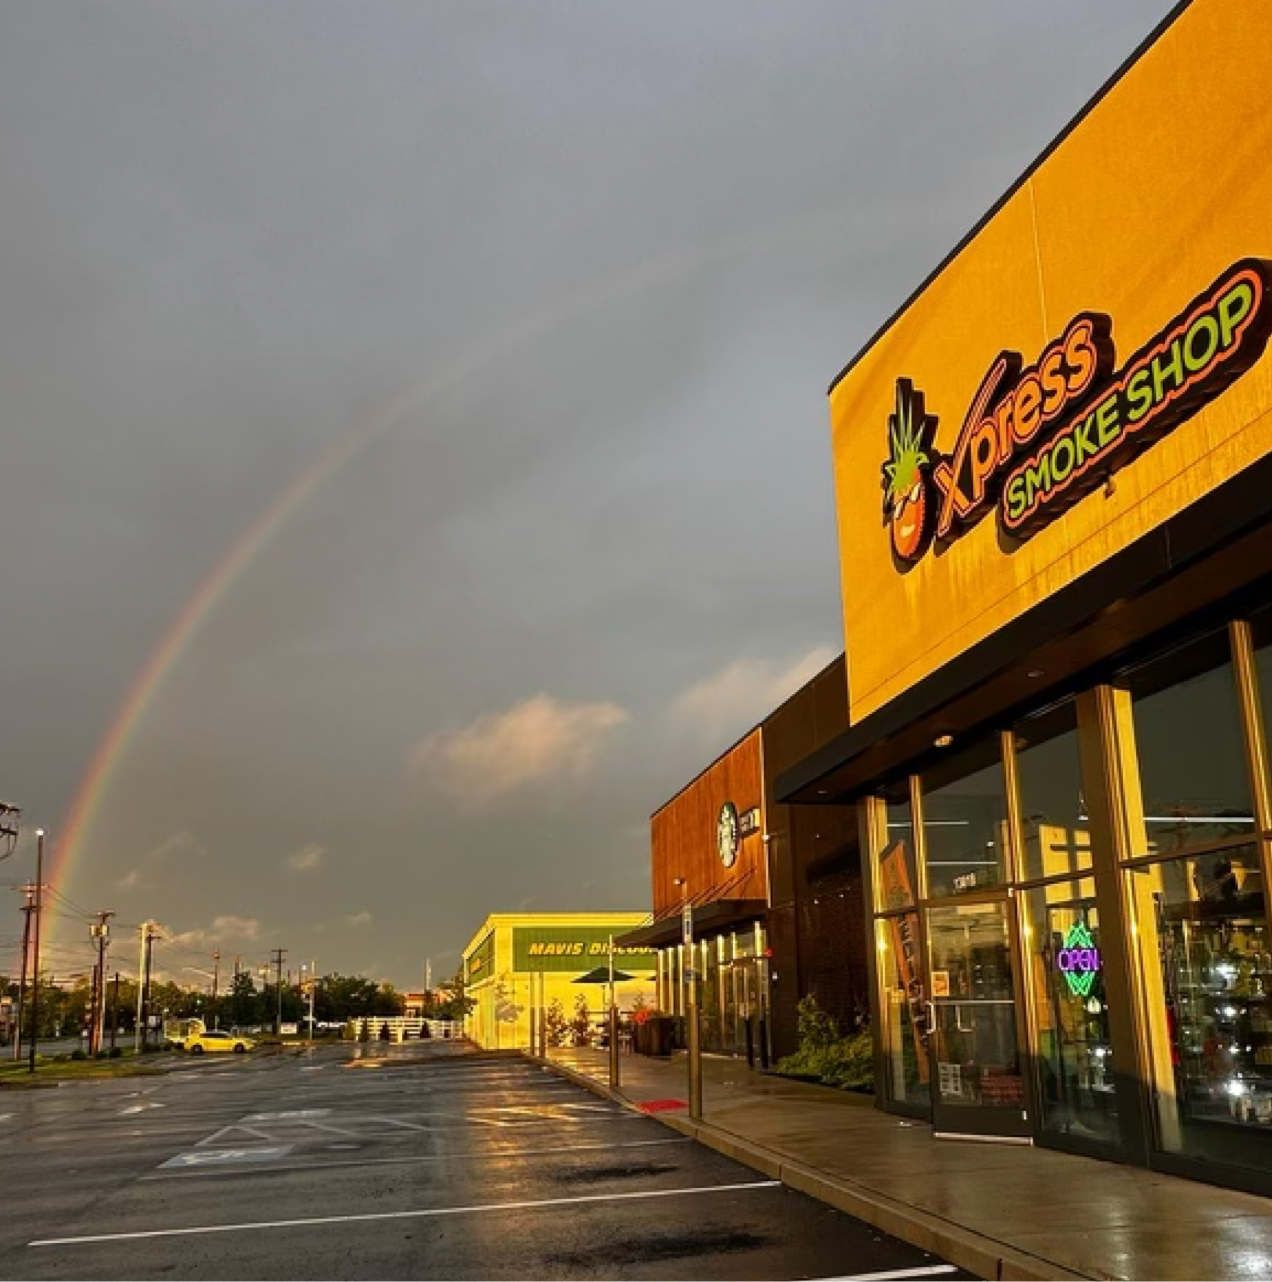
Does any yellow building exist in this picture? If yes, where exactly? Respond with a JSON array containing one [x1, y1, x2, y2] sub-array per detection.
[[461, 912, 656, 1051], [776, 0, 1272, 1195]]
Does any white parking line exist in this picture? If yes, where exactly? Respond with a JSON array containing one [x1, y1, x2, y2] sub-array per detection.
[[30, 1180, 781, 1247], [817, 1268, 959, 1281]]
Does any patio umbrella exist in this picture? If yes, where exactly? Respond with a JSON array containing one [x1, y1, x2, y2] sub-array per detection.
[[572, 966, 635, 984]]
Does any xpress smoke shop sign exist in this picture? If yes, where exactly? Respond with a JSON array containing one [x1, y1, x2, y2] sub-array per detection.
[[880, 259, 1272, 565]]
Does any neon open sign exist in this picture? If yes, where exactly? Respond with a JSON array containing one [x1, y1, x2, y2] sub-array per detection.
[[1056, 921, 1102, 998]]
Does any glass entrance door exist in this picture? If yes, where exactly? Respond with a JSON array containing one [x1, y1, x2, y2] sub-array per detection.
[[926, 898, 1030, 1137]]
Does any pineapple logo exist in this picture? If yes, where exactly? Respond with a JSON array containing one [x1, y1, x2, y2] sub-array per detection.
[[881, 378, 938, 565]]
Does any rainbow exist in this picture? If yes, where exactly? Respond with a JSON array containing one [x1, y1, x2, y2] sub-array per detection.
[[53, 387, 409, 894], [52, 202, 851, 900]]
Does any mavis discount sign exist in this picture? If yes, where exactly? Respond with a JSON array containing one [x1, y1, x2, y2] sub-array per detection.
[[511, 927, 655, 974]]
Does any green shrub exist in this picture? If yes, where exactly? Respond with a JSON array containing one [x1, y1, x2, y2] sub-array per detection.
[[795, 994, 839, 1052], [108, 1047, 123, 1059], [70, 1049, 87, 1061], [775, 994, 873, 1093]]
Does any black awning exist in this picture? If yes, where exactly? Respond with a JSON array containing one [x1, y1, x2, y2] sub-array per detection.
[[614, 898, 767, 950]]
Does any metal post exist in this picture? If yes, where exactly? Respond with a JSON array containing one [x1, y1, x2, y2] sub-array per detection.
[[110, 971, 120, 1051], [140, 925, 156, 1051], [13, 885, 34, 1062], [28, 829, 45, 1074], [134, 922, 148, 1052], [684, 901, 701, 1119], [272, 949, 286, 1035], [608, 935, 619, 1090], [90, 911, 113, 1055]]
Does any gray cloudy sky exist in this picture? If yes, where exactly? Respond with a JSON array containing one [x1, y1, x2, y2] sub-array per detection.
[[0, 2, 1176, 989]]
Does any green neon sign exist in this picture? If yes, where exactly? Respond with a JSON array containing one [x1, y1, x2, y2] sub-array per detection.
[[1055, 921, 1102, 998]]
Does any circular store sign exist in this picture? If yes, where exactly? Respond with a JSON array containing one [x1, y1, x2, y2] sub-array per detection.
[[717, 802, 739, 868]]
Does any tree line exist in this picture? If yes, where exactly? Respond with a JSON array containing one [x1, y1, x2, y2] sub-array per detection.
[[2, 969, 473, 1040]]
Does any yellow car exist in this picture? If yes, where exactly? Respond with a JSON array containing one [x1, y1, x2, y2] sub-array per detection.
[[184, 1029, 255, 1055]]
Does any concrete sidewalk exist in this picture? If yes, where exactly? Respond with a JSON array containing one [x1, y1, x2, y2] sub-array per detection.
[[534, 1045, 1272, 1282]]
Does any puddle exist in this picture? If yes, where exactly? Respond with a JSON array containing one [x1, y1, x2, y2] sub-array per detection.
[[549, 1229, 767, 1268]]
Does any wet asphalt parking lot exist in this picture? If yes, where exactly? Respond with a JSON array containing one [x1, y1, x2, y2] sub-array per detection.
[[0, 1042, 973, 1280]]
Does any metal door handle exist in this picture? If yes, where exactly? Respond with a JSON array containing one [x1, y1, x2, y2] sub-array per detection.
[[921, 999, 936, 1037]]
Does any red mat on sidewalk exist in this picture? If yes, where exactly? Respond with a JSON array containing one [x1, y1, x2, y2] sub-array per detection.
[[637, 1098, 687, 1112]]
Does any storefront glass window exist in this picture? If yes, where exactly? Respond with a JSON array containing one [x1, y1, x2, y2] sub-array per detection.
[[876, 915, 930, 1108], [700, 939, 722, 1054], [926, 900, 1024, 1109], [1144, 843, 1272, 1168], [1024, 879, 1116, 1142], [1129, 631, 1257, 855], [880, 785, 919, 910], [1015, 701, 1092, 882], [923, 741, 1009, 898], [1250, 608, 1272, 794]]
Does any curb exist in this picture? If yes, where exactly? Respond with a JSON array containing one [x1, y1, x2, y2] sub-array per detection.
[[528, 1053, 1099, 1282]]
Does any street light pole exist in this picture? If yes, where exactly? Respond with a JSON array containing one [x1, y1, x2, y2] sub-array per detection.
[[28, 829, 45, 1074], [271, 949, 286, 1035]]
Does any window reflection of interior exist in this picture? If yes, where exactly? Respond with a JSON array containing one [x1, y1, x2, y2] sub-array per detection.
[[1025, 879, 1117, 1142], [1142, 844, 1272, 1167], [927, 902, 1023, 1108], [1014, 700, 1092, 882], [1127, 629, 1257, 857], [923, 758, 1010, 897]]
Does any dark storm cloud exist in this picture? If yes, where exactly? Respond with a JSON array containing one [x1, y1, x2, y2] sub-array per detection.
[[0, 2, 1177, 983]]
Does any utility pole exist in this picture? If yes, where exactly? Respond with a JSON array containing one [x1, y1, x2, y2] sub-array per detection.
[[212, 951, 220, 1002], [89, 911, 114, 1055], [28, 828, 45, 1074], [110, 971, 121, 1051], [142, 926, 157, 1048], [271, 948, 287, 1035], [135, 921, 158, 1051], [0, 801, 20, 861], [12, 883, 34, 1061]]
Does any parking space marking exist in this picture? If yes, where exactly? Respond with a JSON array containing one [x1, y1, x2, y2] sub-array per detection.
[[195, 1125, 278, 1147], [192, 1101, 630, 1146], [29, 1179, 782, 1247], [241, 1110, 331, 1122], [160, 1147, 294, 1169], [117, 1102, 166, 1116], [141, 1136, 692, 1181], [821, 1269, 959, 1282]]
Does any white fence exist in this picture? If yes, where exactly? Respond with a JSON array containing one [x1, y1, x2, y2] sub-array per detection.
[[343, 1017, 461, 1043]]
